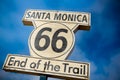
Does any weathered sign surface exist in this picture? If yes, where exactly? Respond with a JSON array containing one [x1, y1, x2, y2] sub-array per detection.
[[22, 10, 91, 60], [3, 10, 91, 80], [23, 9, 91, 28], [3, 54, 90, 80]]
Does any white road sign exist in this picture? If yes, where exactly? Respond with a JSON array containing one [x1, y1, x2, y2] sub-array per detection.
[[3, 54, 90, 80], [29, 23, 74, 59], [23, 9, 91, 27], [3, 9, 91, 80], [22, 10, 91, 60]]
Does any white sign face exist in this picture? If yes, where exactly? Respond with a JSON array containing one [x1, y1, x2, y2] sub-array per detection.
[[22, 10, 91, 60], [3, 54, 90, 80], [23, 9, 91, 27], [29, 23, 74, 59]]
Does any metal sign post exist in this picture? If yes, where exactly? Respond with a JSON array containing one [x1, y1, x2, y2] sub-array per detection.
[[40, 75, 48, 80], [3, 9, 91, 80]]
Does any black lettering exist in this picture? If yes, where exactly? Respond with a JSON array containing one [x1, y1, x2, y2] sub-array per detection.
[[8, 57, 15, 66], [20, 59, 27, 67], [77, 15, 82, 22], [68, 14, 74, 21], [54, 13, 61, 20], [54, 65, 60, 71], [26, 11, 31, 18], [41, 12, 46, 19], [68, 67, 73, 73], [44, 62, 47, 71], [30, 62, 36, 68], [52, 29, 68, 52], [80, 65, 83, 74], [73, 67, 79, 74], [31, 12, 36, 18], [62, 14, 67, 21], [74, 14, 76, 21], [63, 63, 69, 72], [45, 13, 50, 20], [36, 60, 41, 69], [47, 61, 53, 71], [35, 28, 51, 51], [36, 12, 42, 19], [82, 15, 87, 22], [14, 60, 20, 66], [83, 65, 86, 75]]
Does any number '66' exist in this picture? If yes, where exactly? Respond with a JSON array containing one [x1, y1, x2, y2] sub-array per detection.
[[34, 27, 68, 53]]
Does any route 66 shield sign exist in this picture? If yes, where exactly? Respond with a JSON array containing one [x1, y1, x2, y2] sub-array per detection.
[[22, 10, 91, 60]]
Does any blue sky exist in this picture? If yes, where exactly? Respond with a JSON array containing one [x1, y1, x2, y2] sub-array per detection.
[[0, 0, 120, 80]]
